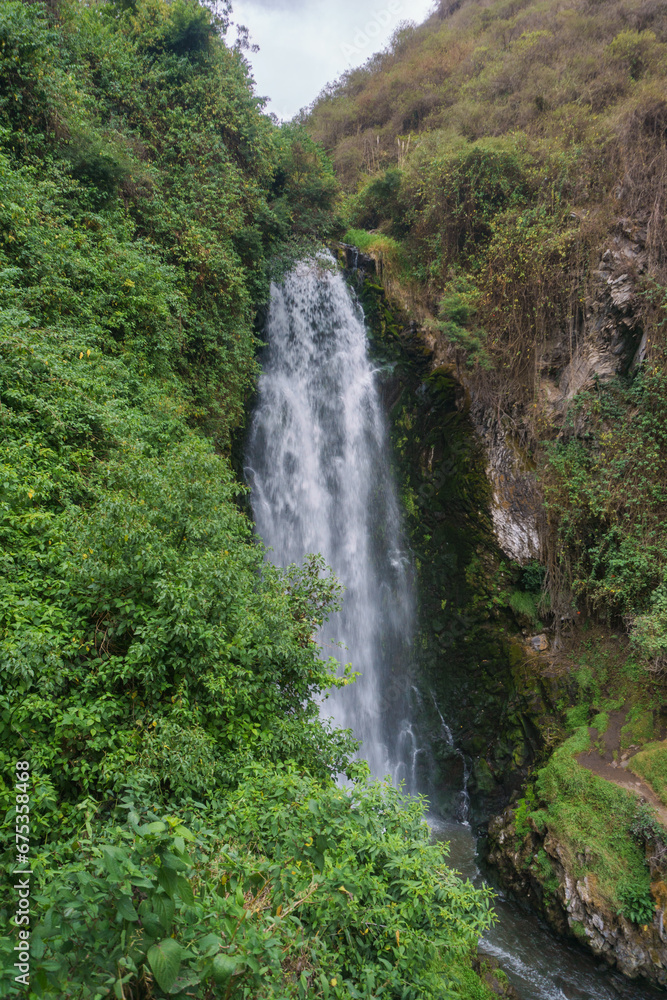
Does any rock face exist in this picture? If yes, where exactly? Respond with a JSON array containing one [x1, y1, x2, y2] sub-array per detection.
[[488, 807, 667, 986], [473, 410, 543, 565], [418, 221, 649, 565]]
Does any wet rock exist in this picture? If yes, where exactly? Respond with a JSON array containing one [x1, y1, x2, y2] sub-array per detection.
[[487, 806, 667, 987], [472, 954, 521, 998], [472, 756, 498, 794], [529, 634, 549, 652]]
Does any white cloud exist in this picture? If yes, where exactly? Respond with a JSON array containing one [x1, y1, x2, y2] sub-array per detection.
[[231, 0, 436, 120]]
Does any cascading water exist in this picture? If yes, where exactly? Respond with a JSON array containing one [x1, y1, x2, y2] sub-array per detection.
[[246, 254, 417, 785], [246, 254, 663, 1000]]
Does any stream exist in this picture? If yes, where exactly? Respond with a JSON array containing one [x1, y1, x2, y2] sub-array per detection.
[[431, 818, 661, 1000], [246, 256, 663, 1000]]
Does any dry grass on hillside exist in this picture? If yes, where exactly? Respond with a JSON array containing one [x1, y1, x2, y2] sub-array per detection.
[[308, 0, 667, 192]]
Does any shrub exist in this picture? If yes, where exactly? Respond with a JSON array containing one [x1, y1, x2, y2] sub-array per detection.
[[429, 272, 490, 369], [618, 879, 656, 925], [1, 773, 496, 999]]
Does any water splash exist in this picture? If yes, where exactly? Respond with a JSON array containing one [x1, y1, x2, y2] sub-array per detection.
[[432, 692, 471, 823], [246, 254, 417, 787]]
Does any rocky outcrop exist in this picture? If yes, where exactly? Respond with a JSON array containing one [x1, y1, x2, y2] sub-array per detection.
[[414, 221, 649, 565], [539, 221, 648, 427], [488, 806, 667, 986], [472, 954, 521, 999], [472, 410, 543, 565]]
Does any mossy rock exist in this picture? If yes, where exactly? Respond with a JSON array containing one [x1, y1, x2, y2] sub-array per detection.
[[472, 757, 498, 795]]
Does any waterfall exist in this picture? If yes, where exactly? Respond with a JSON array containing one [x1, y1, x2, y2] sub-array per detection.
[[245, 254, 416, 786]]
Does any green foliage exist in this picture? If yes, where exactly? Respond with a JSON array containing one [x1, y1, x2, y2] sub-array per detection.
[[430, 273, 490, 370], [271, 123, 342, 244], [617, 879, 656, 925], [348, 168, 407, 236], [565, 704, 589, 731], [523, 729, 654, 915], [544, 366, 667, 645], [620, 705, 654, 749], [0, 3, 496, 997], [521, 561, 546, 594], [344, 228, 405, 267], [604, 29, 660, 81], [409, 137, 528, 273], [0, 772, 495, 999], [631, 582, 667, 670], [514, 783, 537, 839], [447, 963, 495, 1000], [630, 742, 667, 806], [508, 590, 538, 625], [630, 801, 666, 845]]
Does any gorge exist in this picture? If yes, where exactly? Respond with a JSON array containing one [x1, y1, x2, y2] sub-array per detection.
[[246, 251, 665, 998], [3, 0, 667, 997]]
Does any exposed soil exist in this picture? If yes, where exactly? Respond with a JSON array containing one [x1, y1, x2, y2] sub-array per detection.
[[576, 709, 667, 828]]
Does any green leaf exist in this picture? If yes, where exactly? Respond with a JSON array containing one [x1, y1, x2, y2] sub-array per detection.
[[176, 876, 194, 905], [157, 865, 178, 897], [117, 895, 139, 922], [212, 954, 241, 984], [101, 848, 124, 881], [142, 821, 168, 835], [154, 894, 175, 930], [161, 850, 188, 871], [147, 939, 182, 993], [140, 913, 164, 940]]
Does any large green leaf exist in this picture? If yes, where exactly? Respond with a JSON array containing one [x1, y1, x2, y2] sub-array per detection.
[[147, 939, 182, 993], [212, 954, 242, 984], [116, 895, 138, 922]]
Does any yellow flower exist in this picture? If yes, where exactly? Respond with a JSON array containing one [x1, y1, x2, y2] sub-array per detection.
[[330, 979, 337, 987]]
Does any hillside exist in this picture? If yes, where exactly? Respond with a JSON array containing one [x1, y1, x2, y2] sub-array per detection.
[[306, 0, 667, 983], [307, 0, 667, 682], [0, 2, 496, 998]]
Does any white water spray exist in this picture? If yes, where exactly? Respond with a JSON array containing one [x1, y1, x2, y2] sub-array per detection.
[[246, 255, 416, 785]]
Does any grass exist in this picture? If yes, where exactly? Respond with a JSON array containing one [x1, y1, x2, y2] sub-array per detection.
[[343, 227, 408, 277], [621, 706, 656, 749], [528, 728, 653, 916], [447, 960, 497, 1000], [556, 629, 659, 741], [630, 742, 667, 806]]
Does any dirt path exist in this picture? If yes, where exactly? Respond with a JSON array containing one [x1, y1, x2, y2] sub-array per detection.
[[576, 709, 667, 829]]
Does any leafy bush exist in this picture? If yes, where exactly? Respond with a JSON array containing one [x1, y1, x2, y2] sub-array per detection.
[[0, 4, 496, 997], [429, 273, 490, 369], [618, 879, 656, 925], [630, 583, 667, 671], [0, 772, 495, 999]]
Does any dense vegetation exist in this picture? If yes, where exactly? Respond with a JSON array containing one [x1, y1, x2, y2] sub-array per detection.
[[307, 0, 667, 660], [308, 0, 667, 966], [0, 1, 496, 997]]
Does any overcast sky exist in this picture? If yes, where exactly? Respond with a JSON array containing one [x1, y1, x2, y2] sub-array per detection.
[[230, 0, 436, 120]]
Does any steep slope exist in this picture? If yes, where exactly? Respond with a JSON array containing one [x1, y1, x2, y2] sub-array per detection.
[[0, 2, 496, 998], [307, 0, 667, 983]]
